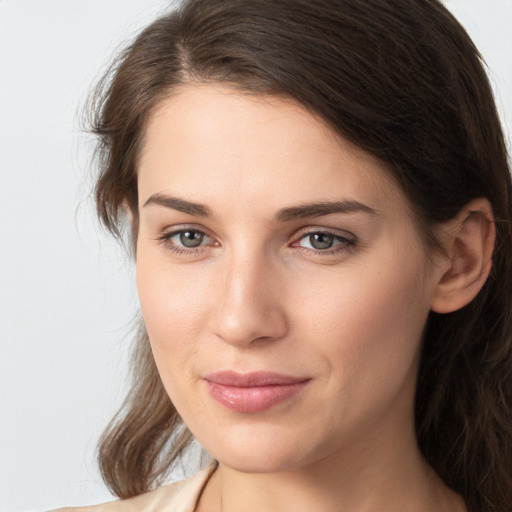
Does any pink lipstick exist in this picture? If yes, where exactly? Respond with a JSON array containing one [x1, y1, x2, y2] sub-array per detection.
[[204, 371, 310, 413]]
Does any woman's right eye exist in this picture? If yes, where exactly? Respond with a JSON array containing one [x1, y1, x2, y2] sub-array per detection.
[[157, 228, 214, 254], [174, 230, 208, 248]]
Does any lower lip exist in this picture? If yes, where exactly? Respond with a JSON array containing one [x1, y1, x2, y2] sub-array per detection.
[[204, 380, 309, 413]]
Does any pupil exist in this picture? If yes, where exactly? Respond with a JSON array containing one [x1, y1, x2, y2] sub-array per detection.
[[180, 231, 204, 248], [310, 233, 334, 250]]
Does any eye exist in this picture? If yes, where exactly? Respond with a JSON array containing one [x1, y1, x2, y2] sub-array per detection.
[[173, 230, 207, 248], [292, 229, 356, 255], [156, 227, 216, 255], [300, 233, 338, 250]]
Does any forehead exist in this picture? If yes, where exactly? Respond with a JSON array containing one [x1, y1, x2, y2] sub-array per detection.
[[137, 84, 407, 218]]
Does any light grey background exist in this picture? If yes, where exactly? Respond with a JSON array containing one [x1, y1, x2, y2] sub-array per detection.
[[0, 1, 510, 511]]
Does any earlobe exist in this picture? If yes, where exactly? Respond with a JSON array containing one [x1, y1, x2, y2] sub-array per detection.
[[431, 198, 495, 314]]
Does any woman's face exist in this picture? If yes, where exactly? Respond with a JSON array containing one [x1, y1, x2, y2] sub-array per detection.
[[136, 85, 444, 473]]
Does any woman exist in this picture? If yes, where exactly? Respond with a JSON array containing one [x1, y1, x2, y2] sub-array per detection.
[[59, 0, 512, 510]]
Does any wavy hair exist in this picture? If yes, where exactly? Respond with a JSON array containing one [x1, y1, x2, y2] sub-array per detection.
[[88, 1, 512, 510]]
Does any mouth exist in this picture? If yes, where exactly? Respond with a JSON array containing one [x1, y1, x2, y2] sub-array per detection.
[[203, 371, 311, 413]]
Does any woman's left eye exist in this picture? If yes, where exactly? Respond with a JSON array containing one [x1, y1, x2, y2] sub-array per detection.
[[293, 231, 355, 253]]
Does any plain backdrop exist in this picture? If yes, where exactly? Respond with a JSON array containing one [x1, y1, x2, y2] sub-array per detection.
[[0, 1, 510, 511]]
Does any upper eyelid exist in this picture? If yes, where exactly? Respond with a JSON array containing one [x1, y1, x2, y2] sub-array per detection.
[[160, 224, 215, 239], [291, 226, 356, 241]]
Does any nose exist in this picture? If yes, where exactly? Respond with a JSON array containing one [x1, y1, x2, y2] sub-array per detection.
[[210, 252, 288, 347]]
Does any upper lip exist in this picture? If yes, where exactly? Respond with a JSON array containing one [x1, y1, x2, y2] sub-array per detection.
[[204, 371, 310, 387]]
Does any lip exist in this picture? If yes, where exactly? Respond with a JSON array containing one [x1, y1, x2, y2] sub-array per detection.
[[203, 371, 311, 413]]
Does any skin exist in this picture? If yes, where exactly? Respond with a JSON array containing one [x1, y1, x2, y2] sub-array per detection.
[[135, 84, 468, 511]]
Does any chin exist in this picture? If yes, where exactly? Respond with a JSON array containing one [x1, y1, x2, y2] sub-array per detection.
[[199, 424, 317, 474]]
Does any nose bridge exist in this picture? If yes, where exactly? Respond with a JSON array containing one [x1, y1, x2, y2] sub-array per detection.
[[212, 245, 287, 346]]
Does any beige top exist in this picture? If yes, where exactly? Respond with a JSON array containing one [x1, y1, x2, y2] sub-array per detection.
[[52, 464, 216, 512]]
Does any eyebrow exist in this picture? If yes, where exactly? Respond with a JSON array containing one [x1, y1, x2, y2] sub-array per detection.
[[143, 193, 378, 221], [143, 194, 212, 217], [275, 200, 378, 222]]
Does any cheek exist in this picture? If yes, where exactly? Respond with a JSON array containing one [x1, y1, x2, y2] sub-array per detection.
[[291, 251, 431, 405], [293, 253, 428, 338], [135, 253, 213, 382]]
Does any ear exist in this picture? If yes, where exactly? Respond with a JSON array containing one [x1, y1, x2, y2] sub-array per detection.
[[431, 198, 495, 314]]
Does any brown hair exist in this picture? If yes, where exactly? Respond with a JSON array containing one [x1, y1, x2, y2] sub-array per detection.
[[89, 1, 512, 510]]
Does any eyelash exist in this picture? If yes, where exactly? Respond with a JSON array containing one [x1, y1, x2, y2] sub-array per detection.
[[156, 227, 357, 257]]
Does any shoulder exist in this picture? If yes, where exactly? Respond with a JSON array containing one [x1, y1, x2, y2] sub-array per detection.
[[51, 463, 216, 512]]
